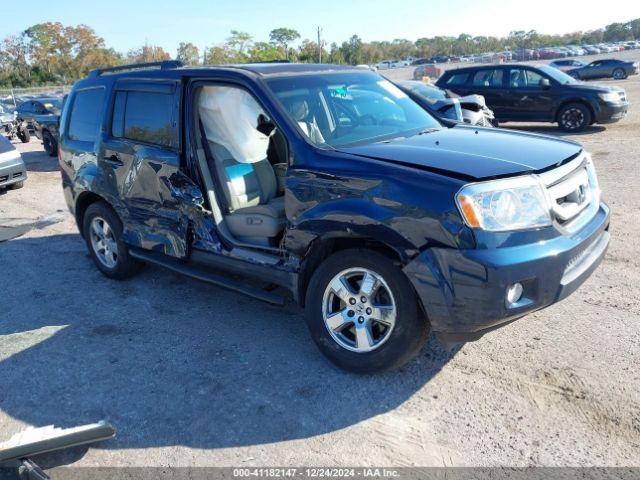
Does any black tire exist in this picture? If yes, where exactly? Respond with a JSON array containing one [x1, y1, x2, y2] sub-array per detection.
[[568, 70, 580, 80], [17, 127, 30, 143], [558, 103, 591, 132], [612, 68, 627, 80], [9, 181, 24, 190], [42, 130, 57, 156], [82, 201, 143, 280], [305, 249, 429, 374]]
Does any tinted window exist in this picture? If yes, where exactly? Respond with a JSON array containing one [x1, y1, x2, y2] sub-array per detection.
[[68, 88, 105, 142], [112, 91, 173, 147], [446, 73, 469, 85], [472, 69, 503, 87], [509, 69, 545, 88]]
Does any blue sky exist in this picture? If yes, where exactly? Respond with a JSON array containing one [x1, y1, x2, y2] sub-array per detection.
[[3, 0, 640, 55]]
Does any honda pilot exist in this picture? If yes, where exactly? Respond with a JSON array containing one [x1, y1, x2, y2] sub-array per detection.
[[59, 61, 610, 373]]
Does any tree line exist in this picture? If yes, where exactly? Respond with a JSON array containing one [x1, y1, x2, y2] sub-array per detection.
[[2, 19, 639, 88]]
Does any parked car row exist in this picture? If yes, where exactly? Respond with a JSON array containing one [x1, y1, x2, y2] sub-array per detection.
[[405, 40, 640, 66], [14, 97, 63, 156], [1, 94, 65, 156]]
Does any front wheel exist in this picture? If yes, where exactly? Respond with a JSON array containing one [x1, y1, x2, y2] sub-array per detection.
[[305, 249, 429, 373], [558, 103, 591, 132], [17, 127, 30, 143], [42, 130, 57, 156], [612, 68, 627, 80], [83, 201, 143, 280]]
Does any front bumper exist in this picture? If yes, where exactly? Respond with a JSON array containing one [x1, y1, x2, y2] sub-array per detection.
[[404, 202, 610, 342], [0, 155, 27, 188], [594, 101, 629, 124]]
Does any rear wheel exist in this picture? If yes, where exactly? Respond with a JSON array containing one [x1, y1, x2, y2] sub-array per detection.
[[83, 201, 143, 279], [558, 103, 591, 132], [305, 249, 429, 373], [17, 127, 30, 143], [612, 68, 627, 80], [42, 130, 57, 156]]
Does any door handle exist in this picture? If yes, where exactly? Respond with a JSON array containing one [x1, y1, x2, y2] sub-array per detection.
[[103, 154, 123, 166]]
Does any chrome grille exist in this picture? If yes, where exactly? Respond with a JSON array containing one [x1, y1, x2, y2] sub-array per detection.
[[537, 153, 600, 232]]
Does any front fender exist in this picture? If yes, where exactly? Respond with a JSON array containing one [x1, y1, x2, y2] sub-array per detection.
[[283, 161, 473, 260]]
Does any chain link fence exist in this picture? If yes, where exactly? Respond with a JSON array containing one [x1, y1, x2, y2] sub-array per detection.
[[0, 85, 71, 106]]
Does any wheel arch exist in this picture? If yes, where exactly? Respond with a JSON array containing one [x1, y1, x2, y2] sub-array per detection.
[[555, 98, 596, 125], [75, 191, 114, 237], [296, 233, 408, 308]]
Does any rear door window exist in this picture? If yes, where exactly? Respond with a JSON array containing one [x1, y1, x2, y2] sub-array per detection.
[[509, 69, 545, 88], [111, 90, 174, 148], [446, 73, 470, 85], [68, 88, 105, 143], [471, 69, 503, 87]]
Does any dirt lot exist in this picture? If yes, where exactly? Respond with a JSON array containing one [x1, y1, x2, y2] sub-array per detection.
[[1, 62, 639, 468]]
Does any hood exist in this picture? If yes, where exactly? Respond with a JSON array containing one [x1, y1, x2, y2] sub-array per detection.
[[458, 94, 486, 107], [566, 81, 624, 94], [337, 125, 581, 180]]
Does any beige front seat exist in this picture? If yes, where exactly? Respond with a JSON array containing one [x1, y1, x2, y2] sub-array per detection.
[[208, 142, 285, 244]]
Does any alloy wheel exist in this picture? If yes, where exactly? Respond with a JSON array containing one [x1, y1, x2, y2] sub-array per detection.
[[322, 267, 397, 353], [89, 217, 119, 269], [560, 107, 585, 130], [43, 134, 53, 155]]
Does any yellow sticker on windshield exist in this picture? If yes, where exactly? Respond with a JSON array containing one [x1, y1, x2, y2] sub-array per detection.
[[377, 80, 408, 99]]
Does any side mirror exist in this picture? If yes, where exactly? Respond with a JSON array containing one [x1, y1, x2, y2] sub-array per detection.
[[540, 78, 551, 89]]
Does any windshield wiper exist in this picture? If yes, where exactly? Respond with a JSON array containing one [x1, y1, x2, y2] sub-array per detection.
[[418, 128, 440, 135]]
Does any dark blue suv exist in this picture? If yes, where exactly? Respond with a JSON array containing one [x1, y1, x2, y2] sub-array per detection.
[[59, 61, 610, 373]]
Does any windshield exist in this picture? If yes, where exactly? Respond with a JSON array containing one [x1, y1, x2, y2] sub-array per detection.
[[537, 65, 578, 85], [42, 99, 63, 114], [398, 81, 447, 104], [0, 103, 13, 114], [266, 72, 441, 148]]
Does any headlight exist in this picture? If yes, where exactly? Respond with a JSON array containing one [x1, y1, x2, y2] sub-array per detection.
[[598, 91, 619, 103], [456, 175, 551, 231]]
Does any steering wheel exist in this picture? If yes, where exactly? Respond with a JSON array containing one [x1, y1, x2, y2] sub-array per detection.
[[358, 114, 378, 126]]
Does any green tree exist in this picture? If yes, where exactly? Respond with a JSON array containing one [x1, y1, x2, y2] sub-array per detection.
[[248, 42, 282, 62], [176, 42, 200, 65], [339, 35, 364, 65], [269, 28, 300, 59], [297, 39, 328, 63], [327, 43, 345, 64], [127, 44, 171, 63], [226, 30, 252, 59], [204, 45, 238, 64]]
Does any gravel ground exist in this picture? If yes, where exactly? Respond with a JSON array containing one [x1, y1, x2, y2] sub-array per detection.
[[1, 58, 639, 468]]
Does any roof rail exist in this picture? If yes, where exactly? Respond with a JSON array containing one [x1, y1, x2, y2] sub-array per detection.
[[88, 60, 184, 78]]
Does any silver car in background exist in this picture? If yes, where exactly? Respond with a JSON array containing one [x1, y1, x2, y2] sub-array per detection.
[[397, 80, 496, 127], [0, 135, 26, 191]]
